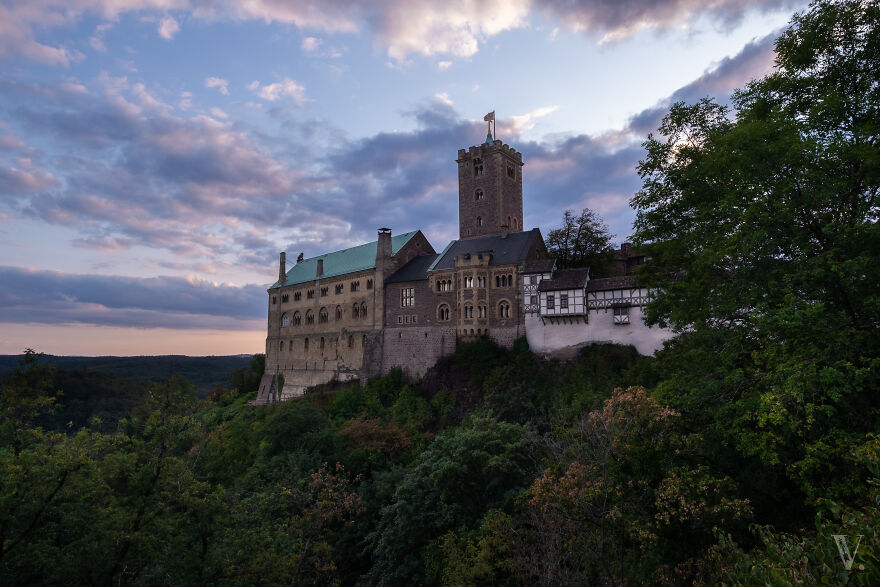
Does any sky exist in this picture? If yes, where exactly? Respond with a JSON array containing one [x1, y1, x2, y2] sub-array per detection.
[[0, 0, 811, 356]]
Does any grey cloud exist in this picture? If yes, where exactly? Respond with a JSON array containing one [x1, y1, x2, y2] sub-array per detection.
[[0, 266, 266, 329]]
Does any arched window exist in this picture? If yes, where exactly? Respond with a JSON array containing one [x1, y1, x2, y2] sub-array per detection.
[[304, 338, 309, 351], [281, 313, 290, 327], [498, 301, 511, 318], [475, 189, 483, 201], [352, 303, 359, 318], [319, 307, 328, 323], [495, 275, 500, 287], [437, 304, 450, 321], [513, 217, 518, 229], [508, 274, 513, 285], [348, 335, 354, 348], [476, 216, 482, 227], [478, 304, 487, 318], [336, 305, 343, 320], [361, 302, 367, 318], [474, 158, 483, 176], [320, 337, 325, 350], [280, 340, 285, 351], [289, 340, 293, 352], [362, 334, 367, 347], [464, 304, 474, 319], [500, 275, 507, 287], [306, 310, 314, 324], [293, 311, 302, 326]]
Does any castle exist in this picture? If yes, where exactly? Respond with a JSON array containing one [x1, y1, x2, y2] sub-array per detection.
[[255, 131, 671, 403]]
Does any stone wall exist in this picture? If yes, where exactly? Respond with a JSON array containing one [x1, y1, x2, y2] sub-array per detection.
[[381, 326, 457, 379]]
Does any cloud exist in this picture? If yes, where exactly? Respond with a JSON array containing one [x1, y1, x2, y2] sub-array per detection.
[[0, 0, 804, 66], [534, 0, 803, 42], [205, 76, 229, 95], [158, 15, 180, 40], [437, 61, 452, 70], [0, 266, 266, 330], [247, 78, 307, 104], [302, 36, 322, 52]]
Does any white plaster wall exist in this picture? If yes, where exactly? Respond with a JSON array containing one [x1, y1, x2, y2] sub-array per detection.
[[525, 306, 672, 356]]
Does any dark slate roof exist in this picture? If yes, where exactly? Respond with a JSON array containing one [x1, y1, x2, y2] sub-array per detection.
[[538, 268, 590, 292], [428, 228, 542, 271], [586, 275, 638, 291], [522, 258, 556, 274], [269, 230, 419, 289], [384, 254, 440, 284]]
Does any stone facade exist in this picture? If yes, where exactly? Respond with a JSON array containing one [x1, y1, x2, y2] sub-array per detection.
[[457, 140, 524, 239]]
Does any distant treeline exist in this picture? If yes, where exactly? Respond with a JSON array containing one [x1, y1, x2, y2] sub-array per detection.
[[0, 354, 253, 394]]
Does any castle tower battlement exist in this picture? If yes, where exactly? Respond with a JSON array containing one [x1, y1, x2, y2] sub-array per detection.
[[457, 137, 524, 240]]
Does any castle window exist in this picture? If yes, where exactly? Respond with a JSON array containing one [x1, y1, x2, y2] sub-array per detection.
[[401, 287, 415, 307], [320, 337, 326, 350], [508, 274, 513, 285], [272, 296, 277, 305], [474, 158, 483, 176], [477, 276, 485, 288], [321, 287, 328, 297], [476, 216, 483, 227], [306, 310, 314, 324], [438, 304, 450, 321], [547, 295, 555, 310], [496, 275, 500, 287], [281, 313, 290, 327], [475, 189, 483, 201], [465, 276, 473, 288], [412, 315, 417, 323], [478, 305, 487, 318], [294, 291, 302, 301], [307, 289, 315, 299], [289, 340, 293, 352], [405, 315, 411, 324], [507, 165, 515, 179], [530, 295, 538, 306], [560, 294, 569, 309], [335, 284, 343, 294], [398, 315, 403, 324], [530, 275, 537, 285], [351, 281, 360, 292], [304, 338, 309, 351], [352, 303, 359, 318], [513, 218, 518, 229], [464, 304, 474, 319], [498, 301, 510, 318], [319, 307, 328, 323], [613, 306, 630, 324], [361, 302, 367, 318], [348, 336, 354, 348], [437, 280, 442, 292], [281, 294, 289, 303], [293, 311, 302, 326], [280, 340, 285, 351], [367, 279, 373, 290], [362, 335, 367, 347]]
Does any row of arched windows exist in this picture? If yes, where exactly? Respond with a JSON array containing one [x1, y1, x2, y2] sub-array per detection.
[[278, 334, 369, 354], [281, 303, 368, 328], [435, 274, 515, 290], [435, 301, 512, 321]]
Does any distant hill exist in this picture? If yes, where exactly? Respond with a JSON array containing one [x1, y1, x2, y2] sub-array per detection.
[[0, 354, 254, 394]]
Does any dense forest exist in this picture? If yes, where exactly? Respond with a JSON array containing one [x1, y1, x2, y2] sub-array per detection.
[[2, 0, 878, 584]]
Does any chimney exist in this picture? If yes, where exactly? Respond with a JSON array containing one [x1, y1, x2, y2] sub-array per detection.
[[296, 252, 304, 263], [316, 259, 324, 277], [278, 252, 286, 285], [376, 227, 392, 275]]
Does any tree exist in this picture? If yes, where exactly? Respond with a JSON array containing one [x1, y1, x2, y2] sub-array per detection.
[[631, 0, 880, 518], [546, 208, 615, 273]]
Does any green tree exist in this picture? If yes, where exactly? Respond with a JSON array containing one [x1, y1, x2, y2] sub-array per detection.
[[631, 0, 880, 514], [546, 208, 615, 273]]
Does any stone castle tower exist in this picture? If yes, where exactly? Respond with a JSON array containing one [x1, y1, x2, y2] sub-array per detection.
[[456, 134, 524, 239]]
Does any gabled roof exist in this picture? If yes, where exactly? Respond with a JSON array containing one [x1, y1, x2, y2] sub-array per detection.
[[269, 230, 419, 289], [586, 275, 638, 291], [385, 254, 440, 284], [522, 258, 556, 274], [538, 267, 590, 292], [428, 228, 543, 272]]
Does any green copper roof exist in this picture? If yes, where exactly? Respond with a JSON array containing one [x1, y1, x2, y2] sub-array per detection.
[[485, 132, 493, 145], [269, 230, 419, 289]]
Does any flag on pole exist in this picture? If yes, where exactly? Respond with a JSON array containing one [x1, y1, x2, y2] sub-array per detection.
[[483, 111, 495, 122]]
